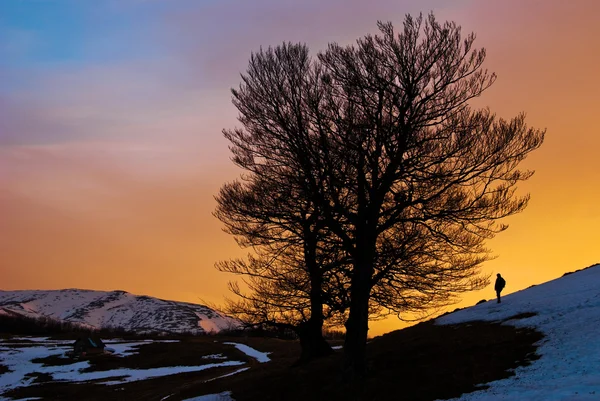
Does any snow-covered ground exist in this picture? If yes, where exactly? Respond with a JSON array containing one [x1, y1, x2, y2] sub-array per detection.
[[223, 343, 271, 363], [437, 264, 600, 401], [79, 361, 246, 386], [181, 392, 235, 401], [0, 338, 273, 400]]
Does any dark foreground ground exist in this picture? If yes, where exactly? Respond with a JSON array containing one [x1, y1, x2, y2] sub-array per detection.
[[3, 315, 542, 401]]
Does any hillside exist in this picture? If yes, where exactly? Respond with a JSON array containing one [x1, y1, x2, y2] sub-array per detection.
[[0, 320, 539, 401], [2, 264, 599, 401], [0, 289, 238, 335], [437, 263, 600, 400]]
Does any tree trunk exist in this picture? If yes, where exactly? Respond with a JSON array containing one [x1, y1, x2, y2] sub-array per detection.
[[296, 317, 333, 364], [295, 234, 333, 364], [343, 253, 373, 378]]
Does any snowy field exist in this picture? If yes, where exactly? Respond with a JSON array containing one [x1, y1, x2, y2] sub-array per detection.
[[437, 264, 600, 401], [0, 337, 269, 401]]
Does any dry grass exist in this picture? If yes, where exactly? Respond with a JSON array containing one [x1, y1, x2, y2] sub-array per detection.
[[3, 318, 543, 401]]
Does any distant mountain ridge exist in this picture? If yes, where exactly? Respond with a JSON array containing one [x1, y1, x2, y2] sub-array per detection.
[[0, 289, 239, 334]]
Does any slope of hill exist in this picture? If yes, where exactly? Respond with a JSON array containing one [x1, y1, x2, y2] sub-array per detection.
[[437, 263, 600, 400], [2, 264, 599, 401], [0, 289, 239, 335]]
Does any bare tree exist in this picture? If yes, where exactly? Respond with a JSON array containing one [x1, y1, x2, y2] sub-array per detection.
[[310, 15, 544, 375], [215, 43, 382, 362], [215, 102, 348, 361], [218, 13, 545, 376], [216, 244, 351, 362]]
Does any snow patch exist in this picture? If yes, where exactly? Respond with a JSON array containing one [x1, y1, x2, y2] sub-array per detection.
[[223, 342, 271, 363], [204, 367, 250, 382], [70, 361, 246, 385], [181, 391, 235, 401], [202, 354, 228, 360]]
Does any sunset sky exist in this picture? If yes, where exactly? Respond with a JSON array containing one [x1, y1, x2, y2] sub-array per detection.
[[1, 0, 599, 336]]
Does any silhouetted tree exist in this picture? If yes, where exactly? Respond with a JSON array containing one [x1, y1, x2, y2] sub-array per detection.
[[218, 13, 545, 376], [215, 45, 388, 361], [216, 246, 350, 362], [215, 110, 350, 361]]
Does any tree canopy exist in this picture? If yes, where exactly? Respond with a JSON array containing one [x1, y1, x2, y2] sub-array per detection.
[[216, 13, 545, 375]]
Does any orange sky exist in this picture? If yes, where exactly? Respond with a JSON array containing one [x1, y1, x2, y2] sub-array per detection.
[[1, 0, 599, 336]]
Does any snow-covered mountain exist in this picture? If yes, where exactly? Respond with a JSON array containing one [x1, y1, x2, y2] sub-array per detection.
[[0, 289, 239, 335], [437, 263, 600, 400]]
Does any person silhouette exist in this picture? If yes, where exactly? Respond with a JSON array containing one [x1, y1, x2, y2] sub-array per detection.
[[495, 273, 506, 303]]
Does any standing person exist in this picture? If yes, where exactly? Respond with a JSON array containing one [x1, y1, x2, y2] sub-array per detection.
[[495, 273, 506, 303]]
